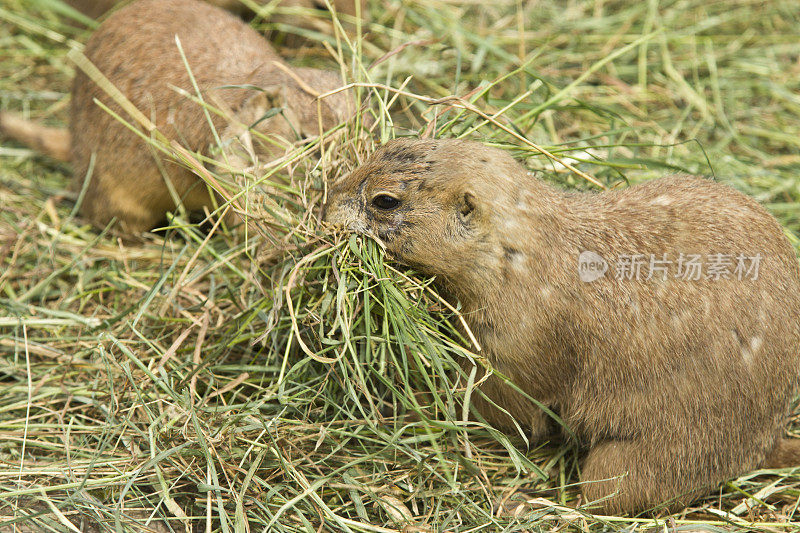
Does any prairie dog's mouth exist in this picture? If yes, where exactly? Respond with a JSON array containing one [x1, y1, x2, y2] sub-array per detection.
[[350, 223, 387, 251], [342, 222, 388, 252], [366, 231, 387, 251], [345, 219, 370, 236], [324, 216, 385, 248]]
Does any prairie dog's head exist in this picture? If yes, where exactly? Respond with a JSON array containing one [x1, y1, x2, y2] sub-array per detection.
[[232, 68, 356, 155], [291, 68, 357, 132], [324, 138, 526, 277]]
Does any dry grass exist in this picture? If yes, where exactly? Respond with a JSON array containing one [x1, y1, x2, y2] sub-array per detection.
[[1, 0, 800, 531]]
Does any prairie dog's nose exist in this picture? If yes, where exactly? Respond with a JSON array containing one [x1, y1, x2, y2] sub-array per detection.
[[321, 192, 345, 224], [322, 194, 365, 234]]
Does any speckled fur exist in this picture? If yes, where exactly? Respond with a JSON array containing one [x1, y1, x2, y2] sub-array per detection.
[[325, 138, 800, 514]]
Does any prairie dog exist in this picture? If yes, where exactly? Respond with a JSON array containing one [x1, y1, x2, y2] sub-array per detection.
[[63, 0, 365, 21], [324, 138, 800, 514], [2, 0, 355, 233]]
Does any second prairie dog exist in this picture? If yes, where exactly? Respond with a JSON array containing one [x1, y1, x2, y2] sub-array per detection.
[[325, 138, 800, 514], [73, 0, 354, 233], [5, 0, 355, 234]]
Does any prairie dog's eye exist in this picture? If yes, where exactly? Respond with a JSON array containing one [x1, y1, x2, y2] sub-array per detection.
[[371, 194, 401, 210]]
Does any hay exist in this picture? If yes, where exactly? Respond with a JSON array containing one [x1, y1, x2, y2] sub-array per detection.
[[1, 0, 799, 530]]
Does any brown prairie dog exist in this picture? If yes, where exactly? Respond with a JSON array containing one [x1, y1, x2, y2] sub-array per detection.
[[2, 0, 356, 234], [325, 138, 800, 514]]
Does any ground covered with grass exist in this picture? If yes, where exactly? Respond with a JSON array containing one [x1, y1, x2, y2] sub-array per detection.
[[1, 0, 800, 531]]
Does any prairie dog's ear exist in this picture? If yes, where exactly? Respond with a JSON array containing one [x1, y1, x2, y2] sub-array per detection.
[[459, 192, 477, 221]]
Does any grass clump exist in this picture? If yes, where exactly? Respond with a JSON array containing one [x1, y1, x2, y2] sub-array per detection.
[[1, 0, 800, 531]]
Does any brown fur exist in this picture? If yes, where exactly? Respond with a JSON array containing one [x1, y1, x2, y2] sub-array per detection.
[[324, 138, 800, 514], [64, 0, 365, 21], [3, 0, 354, 234]]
